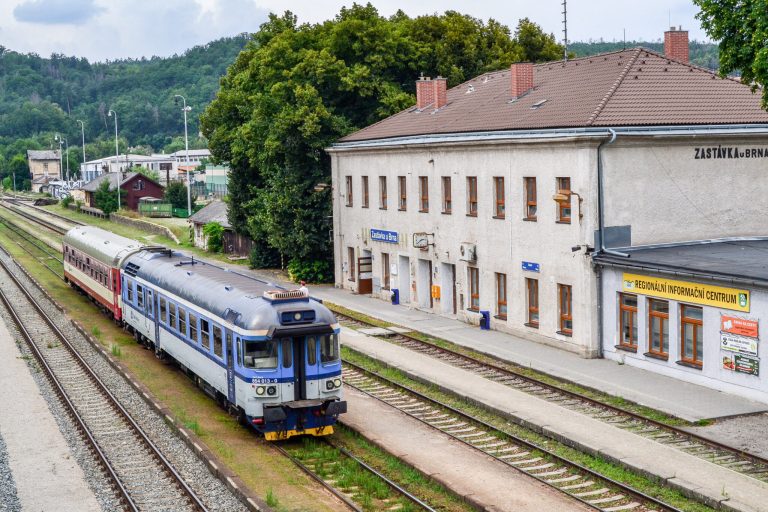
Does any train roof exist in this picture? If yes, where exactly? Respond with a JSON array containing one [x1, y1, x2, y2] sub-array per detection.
[[64, 226, 149, 267], [123, 250, 336, 332]]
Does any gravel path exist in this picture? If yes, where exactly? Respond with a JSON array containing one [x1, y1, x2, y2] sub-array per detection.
[[685, 412, 768, 458], [0, 429, 21, 512], [0, 252, 248, 512]]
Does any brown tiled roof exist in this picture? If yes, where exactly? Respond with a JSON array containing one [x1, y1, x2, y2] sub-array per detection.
[[340, 48, 768, 143]]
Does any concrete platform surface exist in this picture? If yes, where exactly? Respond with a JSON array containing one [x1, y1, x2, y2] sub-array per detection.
[[312, 285, 768, 422], [342, 386, 591, 512], [341, 327, 768, 512], [0, 316, 101, 512]]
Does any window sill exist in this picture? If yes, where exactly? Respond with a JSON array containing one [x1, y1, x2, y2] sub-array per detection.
[[347, 278, 356, 282], [346, 204, 353, 208], [419, 210, 429, 214], [467, 307, 479, 313], [644, 351, 669, 361], [494, 314, 507, 320], [524, 322, 539, 329], [466, 213, 478, 217], [676, 360, 703, 370], [523, 217, 537, 222], [362, 206, 369, 209], [492, 215, 505, 220], [615, 344, 637, 353], [557, 330, 573, 337], [442, 211, 452, 215], [556, 220, 572, 225], [379, 207, 387, 211], [398, 208, 406, 212]]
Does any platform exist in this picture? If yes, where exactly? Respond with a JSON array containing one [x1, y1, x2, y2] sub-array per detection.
[[0, 316, 101, 511], [341, 326, 768, 512]]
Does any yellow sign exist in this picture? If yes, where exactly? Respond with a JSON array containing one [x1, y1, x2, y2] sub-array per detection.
[[622, 273, 750, 312]]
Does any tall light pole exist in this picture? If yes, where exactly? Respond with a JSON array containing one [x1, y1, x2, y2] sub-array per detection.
[[107, 110, 121, 211], [174, 94, 192, 215], [56, 135, 69, 180], [54, 133, 63, 179], [76, 119, 86, 180]]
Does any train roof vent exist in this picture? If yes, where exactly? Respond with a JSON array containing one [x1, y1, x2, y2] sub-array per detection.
[[263, 289, 308, 302], [124, 262, 141, 277]]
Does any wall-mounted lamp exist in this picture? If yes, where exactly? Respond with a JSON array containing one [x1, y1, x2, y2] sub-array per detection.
[[553, 189, 583, 221]]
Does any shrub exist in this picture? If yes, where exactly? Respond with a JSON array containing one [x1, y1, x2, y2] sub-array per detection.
[[2, 177, 11, 190], [248, 244, 281, 269], [287, 259, 333, 284], [22, 179, 31, 191], [60, 195, 73, 208], [202, 222, 224, 252]]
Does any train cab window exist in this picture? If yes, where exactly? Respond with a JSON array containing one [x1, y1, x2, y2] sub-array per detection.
[[281, 338, 292, 368], [136, 285, 144, 308], [242, 340, 278, 369], [189, 313, 198, 343], [307, 336, 317, 365], [178, 307, 187, 337], [213, 326, 223, 357], [169, 303, 177, 330], [159, 297, 167, 324], [200, 319, 211, 349], [320, 334, 340, 364]]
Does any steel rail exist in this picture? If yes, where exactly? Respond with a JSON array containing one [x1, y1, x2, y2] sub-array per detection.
[[0, 250, 209, 511], [343, 360, 682, 512], [335, 311, 768, 477], [0, 201, 69, 235], [0, 218, 64, 279], [4, 197, 86, 227]]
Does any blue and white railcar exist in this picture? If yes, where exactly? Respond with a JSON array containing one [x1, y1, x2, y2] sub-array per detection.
[[120, 249, 346, 440]]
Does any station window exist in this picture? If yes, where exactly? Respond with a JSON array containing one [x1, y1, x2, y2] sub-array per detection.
[[281, 338, 292, 368], [307, 336, 317, 365], [200, 318, 211, 349], [419, 176, 429, 212], [136, 285, 144, 308], [169, 302, 177, 330], [213, 326, 223, 357], [524, 177, 537, 221], [680, 305, 703, 367], [345, 176, 353, 207], [648, 299, 669, 358], [362, 176, 369, 208], [189, 313, 198, 343], [178, 307, 187, 337], [558, 284, 572, 335], [159, 297, 167, 324], [398, 176, 407, 210], [442, 177, 452, 214], [495, 272, 507, 319], [468, 267, 480, 311], [242, 340, 278, 369], [526, 278, 539, 327], [320, 334, 340, 363], [619, 294, 638, 349], [381, 252, 390, 290], [556, 177, 571, 223], [493, 177, 505, 218], [379, 176, 387, 209], [466, 177, 478, 216]]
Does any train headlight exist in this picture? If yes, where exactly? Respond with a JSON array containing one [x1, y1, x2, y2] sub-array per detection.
[[326, 380, 334, 390], [294, 312, 302, 321], [334, 378, 342, 388], [255, 386, 266, 396], [267, 386, 277, 396]]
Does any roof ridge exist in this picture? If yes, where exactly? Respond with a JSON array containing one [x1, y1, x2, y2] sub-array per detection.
[[586, 47, 643, 126], [638, 46, 742, 84], [534, 47, 638, 68]]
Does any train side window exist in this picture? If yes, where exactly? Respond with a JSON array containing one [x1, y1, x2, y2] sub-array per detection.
[[281, 338, 292, 368], [189, 313, 198, 343], [242, 340, 278, 369], [126, 281, 134, 303], [226, 332, 233, 363], [307, 336, 317, 365], [200, 319, 211, 349], [213, 326, 223, 358], [169, 302, 177, 330], [178, 307, 187, 337], [159, 297, 167, 324], [146, 290, 154, 317], [320, 334, 340, 363], [136, 285, 144, 308]]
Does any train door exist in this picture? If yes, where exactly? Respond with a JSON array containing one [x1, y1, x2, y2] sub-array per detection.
[[358, 253, 373, 294], [226, 333, 236, 404], [285, 337, 307, 401]]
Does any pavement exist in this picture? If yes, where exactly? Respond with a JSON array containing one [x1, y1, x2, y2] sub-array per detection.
[[341, 386, 592, 512], [341, 326, 768, 512], [0, 316, 101, 511], [308, 285, 768, 422]]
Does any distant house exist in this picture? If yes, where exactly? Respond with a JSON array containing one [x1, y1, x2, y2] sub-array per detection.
[[80, 172, 164, 211], [80, 154, 177, 183], [188, 200, 254, 257], [26, 150, 61, 180], [169, 148, 210, 167], [31, 175, 54, 194]]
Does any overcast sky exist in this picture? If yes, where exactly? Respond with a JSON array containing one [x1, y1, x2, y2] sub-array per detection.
[[0, 0, 709, 62]]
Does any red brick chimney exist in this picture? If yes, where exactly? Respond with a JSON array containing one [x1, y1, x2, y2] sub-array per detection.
[[433, 77, 447, 109], [664, 26, 689, 63], [510, 62, 534, 98], [416, 76, 435, 110]]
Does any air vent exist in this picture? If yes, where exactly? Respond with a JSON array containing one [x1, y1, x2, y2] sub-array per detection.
[[263, 289, 309, 302], [124, 262, 141, 277], [530, 99, 548, 110]]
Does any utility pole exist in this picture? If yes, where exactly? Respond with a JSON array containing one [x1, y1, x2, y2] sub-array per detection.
[[562, 0, 568, 61], [77, 119, 86, 181], [174, 94, 193, 215], [108, 110, 121, 211], [55, 134, 63, 179]]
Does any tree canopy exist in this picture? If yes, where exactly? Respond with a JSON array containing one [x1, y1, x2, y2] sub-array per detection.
[[694, 0, 768, 107], [202, 4, 565, 267]]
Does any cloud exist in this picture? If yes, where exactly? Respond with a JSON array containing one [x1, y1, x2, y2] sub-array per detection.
[[13, 0, 104, 25]]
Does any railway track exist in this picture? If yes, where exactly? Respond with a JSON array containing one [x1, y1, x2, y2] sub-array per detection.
[[0, 248, 209, 512], [335, 312, 768, 484], [342, 362, 679, 512], [0, 216, 64, 278], [0, 198, 81, 235]]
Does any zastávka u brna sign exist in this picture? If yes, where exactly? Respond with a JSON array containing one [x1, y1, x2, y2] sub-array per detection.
[[369, 229, 398, 244], [622, 273, 750, 313]]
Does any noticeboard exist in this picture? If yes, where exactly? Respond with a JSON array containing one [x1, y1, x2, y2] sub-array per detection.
[[720, 333, 758, 356], [723, 353, 760, 376], [721, 315, 759, 338]]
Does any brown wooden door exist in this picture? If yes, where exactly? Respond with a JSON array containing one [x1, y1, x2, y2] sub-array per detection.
[[358, 256, 373, 294]]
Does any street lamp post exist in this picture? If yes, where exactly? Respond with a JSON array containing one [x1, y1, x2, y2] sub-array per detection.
[[54, 134, 63, 180], [107, 110, 121, 211], [174, 94, 193, 215], [76, 120, 86, 180]]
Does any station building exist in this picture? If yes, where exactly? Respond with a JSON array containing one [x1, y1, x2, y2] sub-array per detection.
[[329, 27, 768, 379]]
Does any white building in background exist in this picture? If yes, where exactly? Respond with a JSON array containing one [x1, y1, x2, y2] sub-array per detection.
[[330, 23, 768, 389], [80, 154, 177, 183]]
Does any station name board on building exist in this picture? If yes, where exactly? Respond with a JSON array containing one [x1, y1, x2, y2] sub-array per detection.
[[370, 229, 398, 244], [622, 273, 750, 312], [694, 146, 768, 160]]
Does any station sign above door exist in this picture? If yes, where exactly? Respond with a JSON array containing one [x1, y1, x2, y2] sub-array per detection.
[[370, 229, 398, 244]]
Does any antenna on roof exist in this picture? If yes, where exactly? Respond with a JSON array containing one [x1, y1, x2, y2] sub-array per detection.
[[562, 0, 568, 61], [623, 28, 626, 50]]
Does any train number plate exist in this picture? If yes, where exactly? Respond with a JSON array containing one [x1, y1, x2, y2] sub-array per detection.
[[252, 378, 278, 384]]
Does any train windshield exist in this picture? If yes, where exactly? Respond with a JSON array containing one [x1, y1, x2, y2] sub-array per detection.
[[242, 340, 278, 369], [320, 334, 340, 364]]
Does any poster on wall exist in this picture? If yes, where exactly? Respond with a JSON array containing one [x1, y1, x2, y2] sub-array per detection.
[[720, 333, 759, 356], [723, 353, 760, 376], [721, 315, 759, 338]]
